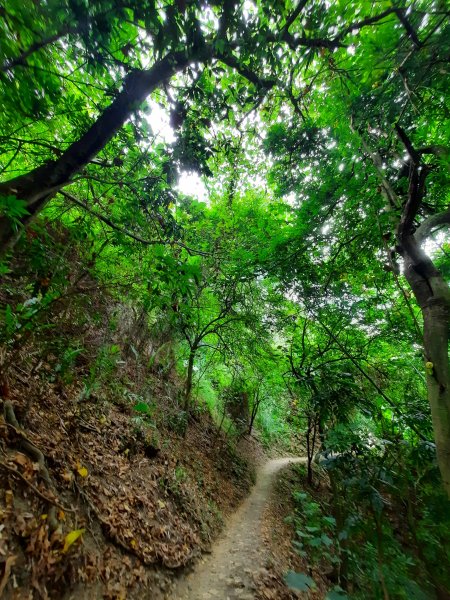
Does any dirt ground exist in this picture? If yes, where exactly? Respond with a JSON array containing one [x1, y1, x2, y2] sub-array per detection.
[[170, 457, 306, 600]]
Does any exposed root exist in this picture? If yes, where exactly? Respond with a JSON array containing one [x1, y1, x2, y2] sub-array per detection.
[[2, 400, 68, 530], [0, 461, 75, 513]]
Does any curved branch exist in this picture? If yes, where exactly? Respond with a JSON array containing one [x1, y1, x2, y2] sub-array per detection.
[[0, 47, 211, 206], [415, 206, 450, 244], [0, 461, 75, 512]]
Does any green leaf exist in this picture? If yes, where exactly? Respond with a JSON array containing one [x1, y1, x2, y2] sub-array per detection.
[[133, 402, 152, 414], [0, 262, 11, 276], [0, 194, 29, 220], [284, 571, 316, 591], [308, 537, 323, 548], [325, 587, 349, 600]]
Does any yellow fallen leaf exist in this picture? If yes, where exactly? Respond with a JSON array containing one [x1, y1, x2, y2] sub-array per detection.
[[76, 465, 88, 477], [157, 500, 166, 509], [130, 539, 137, 548], [58, 510, 65, 521], [62, 528, 85, 553], [41, 514, 47, 520]]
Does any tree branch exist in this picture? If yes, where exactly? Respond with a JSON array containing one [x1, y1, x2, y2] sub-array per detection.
[[313, 316, 428, 441], [267, 32, 344, 50], [393, 8, 422, 48], [61, 191, 209, 256], [405, 165, 429, 233], [0, 47, 213, 206], [350, 116, 400, 209], [61, 191, 167, 245], [415, 207, 450, 244], [0, 26, 77, 72], [283, 0, 309, 34], [395, 123, 421, 164], [218, 0, 239, 38], [216, 52, 276, 89], [335, 8, 398, 41]]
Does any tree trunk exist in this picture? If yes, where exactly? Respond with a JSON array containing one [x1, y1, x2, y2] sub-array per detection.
[[248, 389, 261, 435], [306, 414, 315, 486], [358, 122, 450, 496], [402, 249, 450, 497], [0, 48, 209, 255], [374, 512, 390, 600], [183, 348, 196, 412], [329, 471, 349, 587]]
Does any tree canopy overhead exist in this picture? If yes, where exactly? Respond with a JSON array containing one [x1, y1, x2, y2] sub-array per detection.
[[3, 0, 444, 239]]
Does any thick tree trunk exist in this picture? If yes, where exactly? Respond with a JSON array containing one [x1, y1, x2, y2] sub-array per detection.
[[402, 248, 450, 498], [392, 135, 450, 497], [360, 122, 450, 496], [0, 48, 208, 255]]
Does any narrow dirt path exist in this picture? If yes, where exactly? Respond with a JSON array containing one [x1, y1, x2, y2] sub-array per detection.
[[172, 456, 306, 600]]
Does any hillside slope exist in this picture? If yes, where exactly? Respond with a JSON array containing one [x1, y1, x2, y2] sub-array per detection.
[[0, 262, 257, 599]]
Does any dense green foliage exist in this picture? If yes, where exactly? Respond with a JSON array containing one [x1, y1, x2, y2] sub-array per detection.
[[1, 0, 449, 597]]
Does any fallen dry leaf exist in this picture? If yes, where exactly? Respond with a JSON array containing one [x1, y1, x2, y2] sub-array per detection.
[[0, 554, 16, 596]]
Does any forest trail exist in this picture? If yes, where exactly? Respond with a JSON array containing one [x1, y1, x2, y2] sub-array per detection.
[[171, 456, 306, 600]]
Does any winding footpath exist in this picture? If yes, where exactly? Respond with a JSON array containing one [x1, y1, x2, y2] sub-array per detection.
[[172, 457, 306, 600]]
